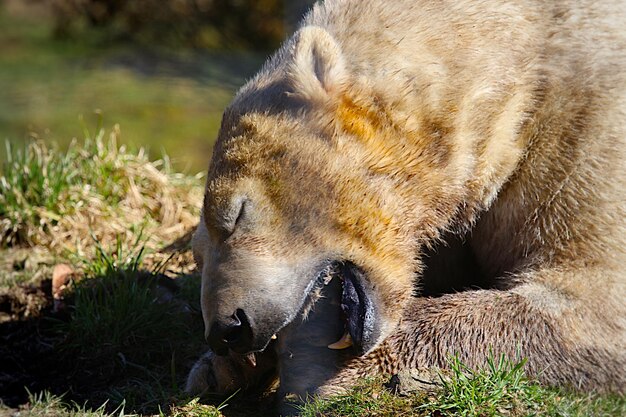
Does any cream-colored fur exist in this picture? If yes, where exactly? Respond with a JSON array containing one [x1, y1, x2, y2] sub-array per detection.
[[187, 0, 626, 403]]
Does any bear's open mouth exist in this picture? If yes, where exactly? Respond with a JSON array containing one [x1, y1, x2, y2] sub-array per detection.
[[303, 261, 380, 356], [229, 262, 380, 369]]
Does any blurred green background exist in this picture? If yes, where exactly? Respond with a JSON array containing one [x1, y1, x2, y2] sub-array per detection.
[[0, 0, 315, 172]]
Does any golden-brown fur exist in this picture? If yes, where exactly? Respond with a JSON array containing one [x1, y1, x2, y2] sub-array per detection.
[[187, 0, 625, 403]]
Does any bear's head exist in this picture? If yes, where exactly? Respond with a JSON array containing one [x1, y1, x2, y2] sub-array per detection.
[[194, 26, 458, 359]]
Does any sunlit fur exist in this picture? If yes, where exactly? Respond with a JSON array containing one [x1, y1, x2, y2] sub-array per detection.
[[189, 0, 625, 399]]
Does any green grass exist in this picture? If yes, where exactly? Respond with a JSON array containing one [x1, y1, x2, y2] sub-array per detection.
[[43, 237, 207, 414], [298, 377, 427, 417], [1, 390, 230, 417], [0, 7, 265, 172], [300, 355, 626, 417], [1, 391, 229, 417], [422, 354, 545, 416], [60, 237, 157, 353], [0, 129, 208, 412], [10, 390, 128, 417]]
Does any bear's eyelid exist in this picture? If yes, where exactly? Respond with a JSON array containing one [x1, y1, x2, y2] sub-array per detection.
[[233, 200, 246, 230]]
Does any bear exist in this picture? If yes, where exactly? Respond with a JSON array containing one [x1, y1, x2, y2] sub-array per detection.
[[186, 0, 626, 405]]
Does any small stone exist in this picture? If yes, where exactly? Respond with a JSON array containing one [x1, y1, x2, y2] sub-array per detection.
[[52, 264, 75, 299]]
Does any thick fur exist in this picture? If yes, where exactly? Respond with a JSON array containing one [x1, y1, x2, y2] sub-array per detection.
[[188, 0, 626, 402]]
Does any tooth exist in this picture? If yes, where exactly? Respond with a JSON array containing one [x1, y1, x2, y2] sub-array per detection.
[[244, 352, 257, 368], [328, 331, 353, 350], [271, 334, 277, 340]]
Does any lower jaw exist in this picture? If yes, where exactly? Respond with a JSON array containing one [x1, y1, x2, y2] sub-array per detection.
[[276, 274, 356, 399], [233, 261, 367, 369]]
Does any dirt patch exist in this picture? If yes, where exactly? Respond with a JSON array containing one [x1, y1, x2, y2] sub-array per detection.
[[0, 279, 58, 407], [0, 281, 51, 323], [0, 248, 65, 405]]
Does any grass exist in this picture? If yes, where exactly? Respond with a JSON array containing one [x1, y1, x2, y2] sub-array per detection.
[[0, 228, 245, 416], [300, 356, 626, 417], [2, 392, 228, 417], [423, 354, 544, 416], [298, 377, 427, 417], [7, 234, 209, 415], [60, 237, 164, 353], [0, 131, 209, 413], [11, 390, 127, 417], [0, 124, 203, 257]]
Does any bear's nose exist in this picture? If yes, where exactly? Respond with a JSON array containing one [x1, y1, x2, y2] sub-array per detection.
[[207, 309, 253, 355]]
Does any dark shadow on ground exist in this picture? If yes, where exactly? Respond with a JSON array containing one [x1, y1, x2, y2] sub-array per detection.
[[0, 272, 203, 412], [0, 283, 58, 407], [0, 255, 279, 416]]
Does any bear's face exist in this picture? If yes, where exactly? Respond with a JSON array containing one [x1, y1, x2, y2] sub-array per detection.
[[193, 174, 336, 356], [193, 107, 418, 358]]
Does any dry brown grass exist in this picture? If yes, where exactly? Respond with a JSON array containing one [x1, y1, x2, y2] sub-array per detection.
[[0, 125, 204, 274]]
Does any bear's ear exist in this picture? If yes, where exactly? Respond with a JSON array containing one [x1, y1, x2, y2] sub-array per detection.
[[288, 26, 348, 100]]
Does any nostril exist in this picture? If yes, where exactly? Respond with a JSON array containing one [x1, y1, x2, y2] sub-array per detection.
[[209, 309, 253, 354], [221, 322, 242, 344], [222, 309, 249, 343], [234, 308, 248, 326]]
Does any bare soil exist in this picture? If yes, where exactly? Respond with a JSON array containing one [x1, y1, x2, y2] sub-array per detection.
[[0, 278, 60, 407]]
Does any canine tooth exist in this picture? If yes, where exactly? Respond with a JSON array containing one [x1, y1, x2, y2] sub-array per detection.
[[328, 332, 353, 349], [244, 352, 257, 368], [271, 334, 277, 340]]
